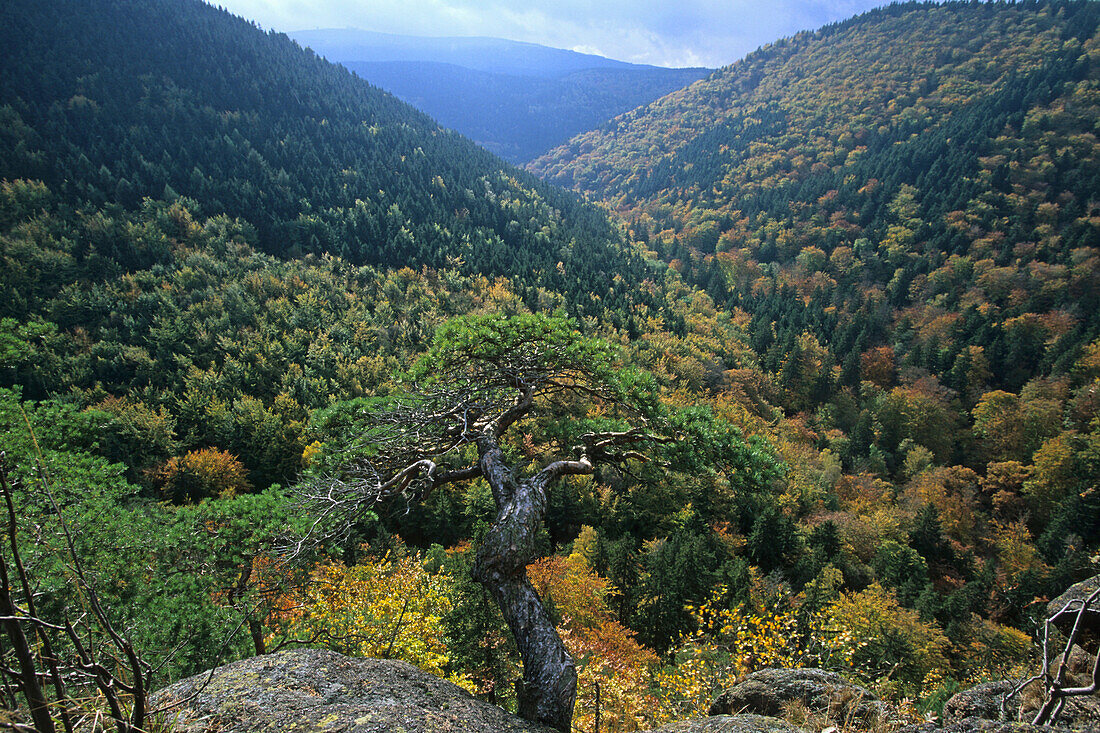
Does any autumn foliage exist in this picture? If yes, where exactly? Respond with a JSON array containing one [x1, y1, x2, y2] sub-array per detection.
[[150, 447, 251, 502]]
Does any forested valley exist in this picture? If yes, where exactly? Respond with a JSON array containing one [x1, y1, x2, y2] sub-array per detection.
[[1, 0, 1099, 731], [287, 28, 711, 164]]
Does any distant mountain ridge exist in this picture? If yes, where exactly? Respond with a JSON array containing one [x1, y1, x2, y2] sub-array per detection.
[[343, 59, 710, 162], [289, 28, 653, 77], [289, 28, 710, 163]]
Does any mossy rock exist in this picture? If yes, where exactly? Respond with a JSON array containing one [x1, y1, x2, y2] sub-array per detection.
[[708, 668, 886, 725]]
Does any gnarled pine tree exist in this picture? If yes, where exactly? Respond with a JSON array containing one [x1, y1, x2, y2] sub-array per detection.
[[295, 314, 666, 731]]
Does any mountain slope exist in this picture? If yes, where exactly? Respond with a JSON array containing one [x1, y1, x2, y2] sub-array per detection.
[[290, 29, 710, 163], [0, 0, 653, 321], [532, 0, 1100, 398]]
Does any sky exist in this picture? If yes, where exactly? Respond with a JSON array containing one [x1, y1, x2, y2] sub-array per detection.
[[212, 0, 892, 68]]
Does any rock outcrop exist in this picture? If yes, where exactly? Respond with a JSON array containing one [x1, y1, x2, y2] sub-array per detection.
[[151, 648, 552, 733], [643, 714, 806, 733], [708, 668, 886, 725], [935, 570, 1100, 732], [943, 679, 1024, 723], [1047, 574, 1100, 644], [898, 718, 1100, 733], [942, 673, 1100, 728]]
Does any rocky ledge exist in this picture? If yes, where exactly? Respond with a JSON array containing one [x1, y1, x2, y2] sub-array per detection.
[[898, 719, 1100, 733], [642, 713, 806, 733], [708, 667, 887, 725], [151, 648, 553, 733], [151, 649, 810, 733]]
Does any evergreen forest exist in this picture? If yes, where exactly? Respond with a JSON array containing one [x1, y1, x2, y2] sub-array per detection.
[[1, 0, 1099, 731]]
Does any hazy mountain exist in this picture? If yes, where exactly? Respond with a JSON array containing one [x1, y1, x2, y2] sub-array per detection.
[[290, 28, 710, 163], [289, 28, 645, 77]]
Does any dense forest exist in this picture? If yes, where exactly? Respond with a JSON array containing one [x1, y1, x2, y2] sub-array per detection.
[[533, 1, 1100, 401], [1, 0, 1099, 731]]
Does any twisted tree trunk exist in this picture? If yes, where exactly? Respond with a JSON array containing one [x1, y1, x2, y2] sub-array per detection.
[[296, 315, 661, 732], [472, 436, 577, 732]]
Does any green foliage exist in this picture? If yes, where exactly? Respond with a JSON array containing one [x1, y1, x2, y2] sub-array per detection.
[[630, 513, 731, 655], [828, 583, 951, 697], [434, 546, 519, 706], [872, 540, 929, 605], [411, 312, 613, 384], [748, 506, 801, 573]]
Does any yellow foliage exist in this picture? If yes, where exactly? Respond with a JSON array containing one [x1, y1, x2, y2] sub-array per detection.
[[529, 552, 614, 631], [573, 525, 600, 567], [301, 440, 324, 466], [961, 616, 1032, 679], [992, 520, 1049, 588], [282, 548, 454, 677], [652, 648, 730, 725], [826, 583, 950, 697], [693, 582, 858, 679], [1023, 432, 1080, 522], [1077, 337, 1100, 380], [651, 573, 859, 725]]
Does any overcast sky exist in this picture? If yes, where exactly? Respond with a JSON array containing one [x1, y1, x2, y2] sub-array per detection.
[[212, 0, 890, 68]]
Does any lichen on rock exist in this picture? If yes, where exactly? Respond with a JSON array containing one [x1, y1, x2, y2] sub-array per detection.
[[642, 713, 807, 733], [151, 648, 553, 733], [708, 667, 887, 726]]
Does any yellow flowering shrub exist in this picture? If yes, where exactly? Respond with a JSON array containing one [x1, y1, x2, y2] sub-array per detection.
[[651, 572, 859, 724]]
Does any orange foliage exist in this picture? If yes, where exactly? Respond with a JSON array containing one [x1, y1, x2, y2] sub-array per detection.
[[1023, 433, 1081, 523], [905, 466, 984, 547], [835, 473, 894, 515], [860, 345, 896, 387], [529, 550, 659, 732], [981, 461, 1031, 521], [150, 447, 251, 501]]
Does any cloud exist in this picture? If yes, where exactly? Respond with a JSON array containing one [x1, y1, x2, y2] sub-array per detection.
[[213, 0, 889, 67]]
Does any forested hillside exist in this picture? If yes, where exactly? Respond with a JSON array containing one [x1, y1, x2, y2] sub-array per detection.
[[534, 0, 1100, 458], [1, 0, 1099, 731], [523, 0, 1100, 722], [0, 0, 653, 322]]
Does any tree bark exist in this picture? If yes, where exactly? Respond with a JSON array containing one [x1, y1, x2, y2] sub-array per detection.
[[0, 556, 56, 733], [472, 437, 577, 732]]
